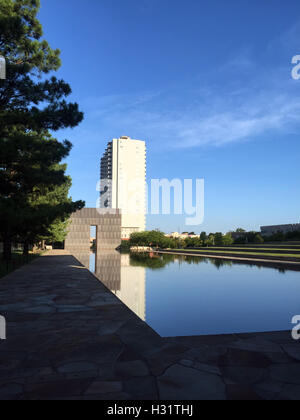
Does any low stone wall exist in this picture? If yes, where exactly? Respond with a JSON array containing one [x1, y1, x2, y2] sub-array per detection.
[[130, 246, 154, 252]]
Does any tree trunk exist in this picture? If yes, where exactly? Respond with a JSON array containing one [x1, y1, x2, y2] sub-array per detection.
[[23, 241, 29, 257], [3, 234, 12, 262]]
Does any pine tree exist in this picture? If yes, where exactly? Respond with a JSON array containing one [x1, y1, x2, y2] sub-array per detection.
[[15, 164, 84, 255], [0, 0, 84, 261]]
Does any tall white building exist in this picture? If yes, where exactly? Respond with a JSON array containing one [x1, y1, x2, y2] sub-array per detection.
[[100, 136, 146, 239]]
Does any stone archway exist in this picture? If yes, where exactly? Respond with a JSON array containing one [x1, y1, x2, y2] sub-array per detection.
[[65, 208, 121, 254]]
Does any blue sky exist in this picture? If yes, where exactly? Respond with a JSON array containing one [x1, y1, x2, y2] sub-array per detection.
[[39, 0, 300, 234]]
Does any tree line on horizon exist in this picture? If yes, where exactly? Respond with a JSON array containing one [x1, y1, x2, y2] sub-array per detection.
[[121, 227, 300, 251], [0, 0, 85, 261], [122, 230, 236, 250]]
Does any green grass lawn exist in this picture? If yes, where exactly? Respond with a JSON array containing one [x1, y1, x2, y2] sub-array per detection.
[[0, 252, 41, 279], [203, 247, 300, 252], [214, 244, 300, 249], [172, 249, 300, 260]]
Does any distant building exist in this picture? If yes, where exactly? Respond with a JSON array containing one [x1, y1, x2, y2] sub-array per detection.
[[260, 224, 300, 236], [100, 136, 146, 240]]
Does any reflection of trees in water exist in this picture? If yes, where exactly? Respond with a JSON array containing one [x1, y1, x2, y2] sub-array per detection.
[[217, 258, 286, 273], [206, 256, 287, 273], [173, 253, 288, 273], [129, 252, 288, 274], [129, 253, 175, 270], [209, 258, 233, 269], [130, 253, 233, 270], [178, 255, 202, 265], [172, 255, 233, 269]]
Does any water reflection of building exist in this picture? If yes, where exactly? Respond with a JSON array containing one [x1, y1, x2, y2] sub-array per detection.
[[95, 252, 121, 292], [118, 254, 146, 322], [93, 252, 146, 322]]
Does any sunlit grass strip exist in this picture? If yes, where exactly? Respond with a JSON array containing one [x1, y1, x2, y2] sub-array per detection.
[[228, 244, 300, 248], [204, 247, 300, 252]]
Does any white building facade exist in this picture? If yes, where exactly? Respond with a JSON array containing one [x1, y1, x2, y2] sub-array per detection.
[[100, 136, 146, 240]]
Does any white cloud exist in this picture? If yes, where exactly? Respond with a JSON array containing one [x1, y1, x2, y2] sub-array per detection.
[[81, 37, 300, 150], [83, 84, 300, 150]]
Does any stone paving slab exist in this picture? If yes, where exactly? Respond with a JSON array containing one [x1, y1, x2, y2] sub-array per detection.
[[0, 250, 299, 400]]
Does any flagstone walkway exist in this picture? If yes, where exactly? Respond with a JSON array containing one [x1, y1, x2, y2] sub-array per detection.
[[0, 251, 299, 400]]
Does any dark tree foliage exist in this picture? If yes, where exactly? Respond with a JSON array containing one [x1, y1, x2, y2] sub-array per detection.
[[0, 0, 84, 260]]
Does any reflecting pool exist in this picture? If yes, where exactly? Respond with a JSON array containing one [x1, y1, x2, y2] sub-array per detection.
[[77, 251, 300, 337]]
